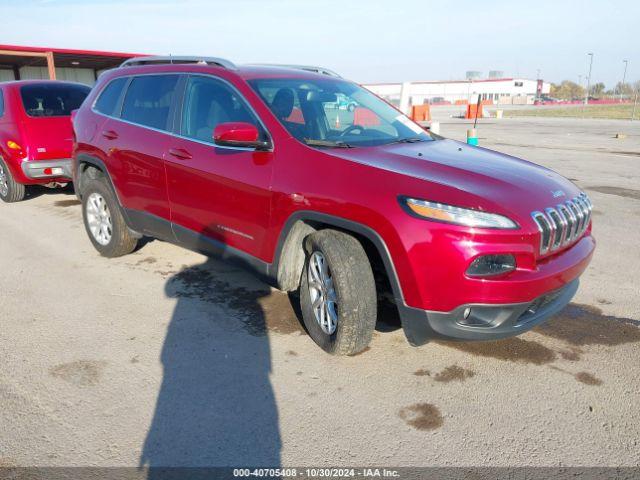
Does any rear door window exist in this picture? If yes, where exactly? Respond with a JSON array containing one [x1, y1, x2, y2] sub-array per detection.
[[20, 83, 91, 117], [121, 75, 179, 131], [94, 77, 128, 117]]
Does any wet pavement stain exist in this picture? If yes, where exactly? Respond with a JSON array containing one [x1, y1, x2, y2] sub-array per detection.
[[558, 348, 582, 361], [550, 366, 603, 386], [438, 337, 557, 365], [53, 199, 81, 207], [414, 368, 431, 377], [575, 372, 603, 386], [136, 257, 157, 265], [399, 403, 444, 431], [433, 365, 475, 383], [588, 186, 640, 201], [49, 360, 106, 387], [170, 266, 303, 336], [535, 303, 640, 347]]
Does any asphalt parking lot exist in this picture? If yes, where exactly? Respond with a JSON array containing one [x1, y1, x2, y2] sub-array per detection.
[[1, 115, 639, 468]]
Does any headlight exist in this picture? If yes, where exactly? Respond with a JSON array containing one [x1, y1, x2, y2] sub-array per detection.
[[401, 197, 518, 229]]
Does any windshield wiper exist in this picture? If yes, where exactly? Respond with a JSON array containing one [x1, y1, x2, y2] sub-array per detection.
[[303, 139, 354, 148], [388, 137, 428, 145]]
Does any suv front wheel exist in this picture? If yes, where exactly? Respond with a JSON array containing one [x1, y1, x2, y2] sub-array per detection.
[[300, 229, 377, 355], [82, 177, 138, 257]]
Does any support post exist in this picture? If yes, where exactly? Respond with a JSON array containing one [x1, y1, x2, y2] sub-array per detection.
[[45, 51, 56, 80]]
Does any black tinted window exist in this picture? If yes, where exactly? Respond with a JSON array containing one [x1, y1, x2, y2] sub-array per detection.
[[121, 75, 178, 130], [181, 75, 260, 143], [20, 83, 90, 117], [94, 77, 127, 116]]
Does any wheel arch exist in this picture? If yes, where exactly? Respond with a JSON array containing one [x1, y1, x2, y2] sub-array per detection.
[[270, 211, 405, 305], [75, 153, 140, 237], [75, 154, 120, 202]]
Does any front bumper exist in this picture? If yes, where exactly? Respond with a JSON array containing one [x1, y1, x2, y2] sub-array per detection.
[[21, 159, 72, 180], [398, 279, 579, 345]]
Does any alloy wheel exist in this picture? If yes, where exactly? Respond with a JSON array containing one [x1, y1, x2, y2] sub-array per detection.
[[307, 251, 339, 335], [0, 163, 8, 197], [86, 192, 113, 246]]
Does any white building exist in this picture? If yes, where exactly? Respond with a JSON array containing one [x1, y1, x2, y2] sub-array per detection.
[[364, 78, 551, 110]]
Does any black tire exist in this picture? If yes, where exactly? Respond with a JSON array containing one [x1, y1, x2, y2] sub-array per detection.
[[82, 177, 137, 257], [300, 229, 377, 355], [0, 157, 26, 203]]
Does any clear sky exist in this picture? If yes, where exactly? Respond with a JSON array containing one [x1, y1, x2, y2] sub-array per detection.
[[2, 0, 638, 87]]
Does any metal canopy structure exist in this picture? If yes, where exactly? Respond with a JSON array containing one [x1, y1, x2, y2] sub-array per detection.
[[0, 44, 143, 81]]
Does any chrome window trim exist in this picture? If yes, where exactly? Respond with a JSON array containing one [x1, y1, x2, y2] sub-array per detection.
[[90, 72, 274, 153]]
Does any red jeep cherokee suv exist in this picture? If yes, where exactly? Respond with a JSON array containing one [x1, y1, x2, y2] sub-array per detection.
[[0, 80, 90, 202], [72, 56, 595, 355]]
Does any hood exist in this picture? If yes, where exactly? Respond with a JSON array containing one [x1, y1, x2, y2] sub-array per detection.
[[333, 138, 581, 220], [20, 116, 74, 161]]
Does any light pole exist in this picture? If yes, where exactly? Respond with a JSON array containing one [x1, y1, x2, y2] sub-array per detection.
[[620, 59, 629, 102], [585, 53, 594, 106]]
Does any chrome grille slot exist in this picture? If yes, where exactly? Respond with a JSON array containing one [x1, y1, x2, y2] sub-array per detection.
[[531, 211, 552, 254], [546, 207, 565, 250], [558, 203, 576, 244], [566, 200, 583, 239], [531, 192, 592, 255]]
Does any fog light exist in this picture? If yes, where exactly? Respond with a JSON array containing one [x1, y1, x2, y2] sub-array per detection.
[[466, 254, 516, 277], [463, 307, 471, 319]]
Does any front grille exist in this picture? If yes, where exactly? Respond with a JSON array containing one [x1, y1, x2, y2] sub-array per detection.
[[531, 192, 592, 255]]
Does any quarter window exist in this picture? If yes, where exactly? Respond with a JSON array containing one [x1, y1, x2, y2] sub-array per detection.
[[180, 75, 262, 144], [94, 77, 127, 117], [121, 75, 179, 131]]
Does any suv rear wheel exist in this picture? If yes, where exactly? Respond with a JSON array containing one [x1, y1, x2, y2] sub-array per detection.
[[82, 177, 138, 257], [300, 229, 377, 355], [0, 157, 26, 203]]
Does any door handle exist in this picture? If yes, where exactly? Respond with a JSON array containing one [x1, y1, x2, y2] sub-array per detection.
[[101, 130, 118, 140], [168, 148, 193, 160]]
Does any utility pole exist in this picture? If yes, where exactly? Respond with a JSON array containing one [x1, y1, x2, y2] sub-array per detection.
[[585, 53, 594, 106], [620, 59, 629, 102]]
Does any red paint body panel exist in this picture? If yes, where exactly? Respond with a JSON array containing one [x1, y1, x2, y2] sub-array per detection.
[[164, 138, 273, 256], [213, 122, 260, 143], [73, 63, 595, 317], [0, 80, 89, 184]]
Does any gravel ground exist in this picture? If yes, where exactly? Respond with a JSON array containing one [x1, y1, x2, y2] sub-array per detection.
[[0, 116, 639, 469]]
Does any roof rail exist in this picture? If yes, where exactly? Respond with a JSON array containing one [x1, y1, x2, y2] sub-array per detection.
[[120, 56, 236, 70], [248, 64, 341, 78]]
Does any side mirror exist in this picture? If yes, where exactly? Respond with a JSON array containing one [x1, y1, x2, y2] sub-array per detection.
[[213, 122, 270, 150]]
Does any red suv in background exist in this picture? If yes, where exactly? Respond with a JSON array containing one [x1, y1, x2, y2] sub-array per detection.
[[72, 56, 595, 355], [0, 80, 90, 202]]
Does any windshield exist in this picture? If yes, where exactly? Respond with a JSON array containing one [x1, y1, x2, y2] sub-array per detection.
[[20, 83, 91, 117], [248, 77, 434, 148]]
